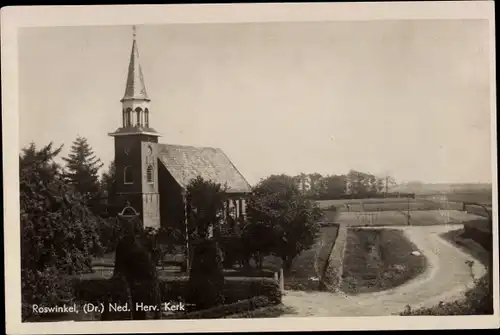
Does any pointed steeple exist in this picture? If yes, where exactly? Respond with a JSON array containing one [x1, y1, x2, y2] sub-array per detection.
[[110, 26, 160, 138], [122, 26, 149, 102]]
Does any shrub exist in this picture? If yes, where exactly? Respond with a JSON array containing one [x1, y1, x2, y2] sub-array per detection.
[[223, 278, 281, 304], [20, 142, 102, 321], [246, 174, 323, 271], [142, 226, 183, 267], [113, 227, 162, 320], [22, 267, 74, 320], [326, 205, 338, 212], [186, 239, 225, 311], [100, 276, 133, 321], [219, 226, 245, 269], [97, 217, 124, 254]]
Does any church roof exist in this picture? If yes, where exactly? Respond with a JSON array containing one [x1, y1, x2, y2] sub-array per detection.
[[158, 144, 252, 194], [122, 38, 149, 101]]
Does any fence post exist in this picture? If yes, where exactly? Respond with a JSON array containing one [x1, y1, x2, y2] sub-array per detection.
[[279, 268, 285, 294], [274, 272, 279, 282]]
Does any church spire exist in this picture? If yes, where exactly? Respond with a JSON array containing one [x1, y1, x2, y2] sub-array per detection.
[[122, 25, 149, 102], [110, 26, 160, 137]]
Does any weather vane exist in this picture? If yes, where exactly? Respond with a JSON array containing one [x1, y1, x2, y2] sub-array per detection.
[[132, 25, 137, 39]]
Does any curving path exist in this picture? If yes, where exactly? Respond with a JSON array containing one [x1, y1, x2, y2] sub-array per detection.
[[280, 224, 487, 317]]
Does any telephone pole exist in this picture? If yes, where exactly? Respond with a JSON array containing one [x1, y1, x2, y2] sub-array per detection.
[[385, 175, 389, 195], [407, 195, 411, 225]]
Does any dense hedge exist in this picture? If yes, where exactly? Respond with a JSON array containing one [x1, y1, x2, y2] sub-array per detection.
[[73, 276, 281, 308], [164, 296, 271, 319]]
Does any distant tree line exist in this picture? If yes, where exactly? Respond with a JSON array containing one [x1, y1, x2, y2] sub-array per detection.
[[291, 171, 404, 200]]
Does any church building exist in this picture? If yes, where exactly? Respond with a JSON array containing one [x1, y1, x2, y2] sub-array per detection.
[[108, 29, 251, 229]]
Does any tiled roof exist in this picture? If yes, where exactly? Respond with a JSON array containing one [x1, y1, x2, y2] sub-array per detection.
[[122, 39, 149, 101], [158, 144, 251, 193]]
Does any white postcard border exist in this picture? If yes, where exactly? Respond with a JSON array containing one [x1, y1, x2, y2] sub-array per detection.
[[2, 2, 498, 334]]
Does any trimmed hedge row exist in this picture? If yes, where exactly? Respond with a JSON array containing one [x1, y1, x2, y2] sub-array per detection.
[[320, 225, 348, 291], [164, 296, 271, 319], [73, 276, 281, 308]]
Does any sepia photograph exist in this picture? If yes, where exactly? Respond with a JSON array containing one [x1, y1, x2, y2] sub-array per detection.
[[2, 2, 498, 334]]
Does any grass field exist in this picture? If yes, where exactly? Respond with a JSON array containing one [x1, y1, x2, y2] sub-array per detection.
[[420, 191, 492, 206], [332, 210, 488, 227], [261, 225, 340, 291], [341, 228, 427, 294], [317, 198, 463, 212], [318, 198, 415, 207]]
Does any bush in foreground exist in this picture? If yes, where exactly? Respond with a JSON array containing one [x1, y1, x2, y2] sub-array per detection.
[[112, 221, 162, 320], [20, 142, 102, 321], [186, 239, 225, 311], [401, 262, 493, 315]]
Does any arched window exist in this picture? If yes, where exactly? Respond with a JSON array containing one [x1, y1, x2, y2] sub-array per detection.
[[124, 165, 133, 184], [146, 165, 154, 184], [126, 108, 132, 127], [135, 107, 142, 127], [145, 108, 149, 127], [122, 109, 126, 127]]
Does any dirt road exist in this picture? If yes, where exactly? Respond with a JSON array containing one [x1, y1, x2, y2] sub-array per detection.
[[280, 224, 486, 317]]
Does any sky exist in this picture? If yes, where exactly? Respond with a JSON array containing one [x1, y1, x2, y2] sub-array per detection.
[[18, 20, 493, 186]]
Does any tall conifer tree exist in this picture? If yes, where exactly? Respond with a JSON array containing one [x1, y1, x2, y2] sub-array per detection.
[[62, 136, 104, 204]]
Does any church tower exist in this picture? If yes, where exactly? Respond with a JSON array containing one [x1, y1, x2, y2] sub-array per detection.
[[109, 26, 161, 228]]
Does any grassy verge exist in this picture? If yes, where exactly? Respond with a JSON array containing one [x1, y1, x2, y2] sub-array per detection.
[[260, 225, 339, 291], [284, 225, 339, 291], [321, 225, 347, 291], [341, 228, 427, 294]]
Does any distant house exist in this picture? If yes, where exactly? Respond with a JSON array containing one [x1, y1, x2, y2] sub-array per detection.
[[107, 30, 251, 230]]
